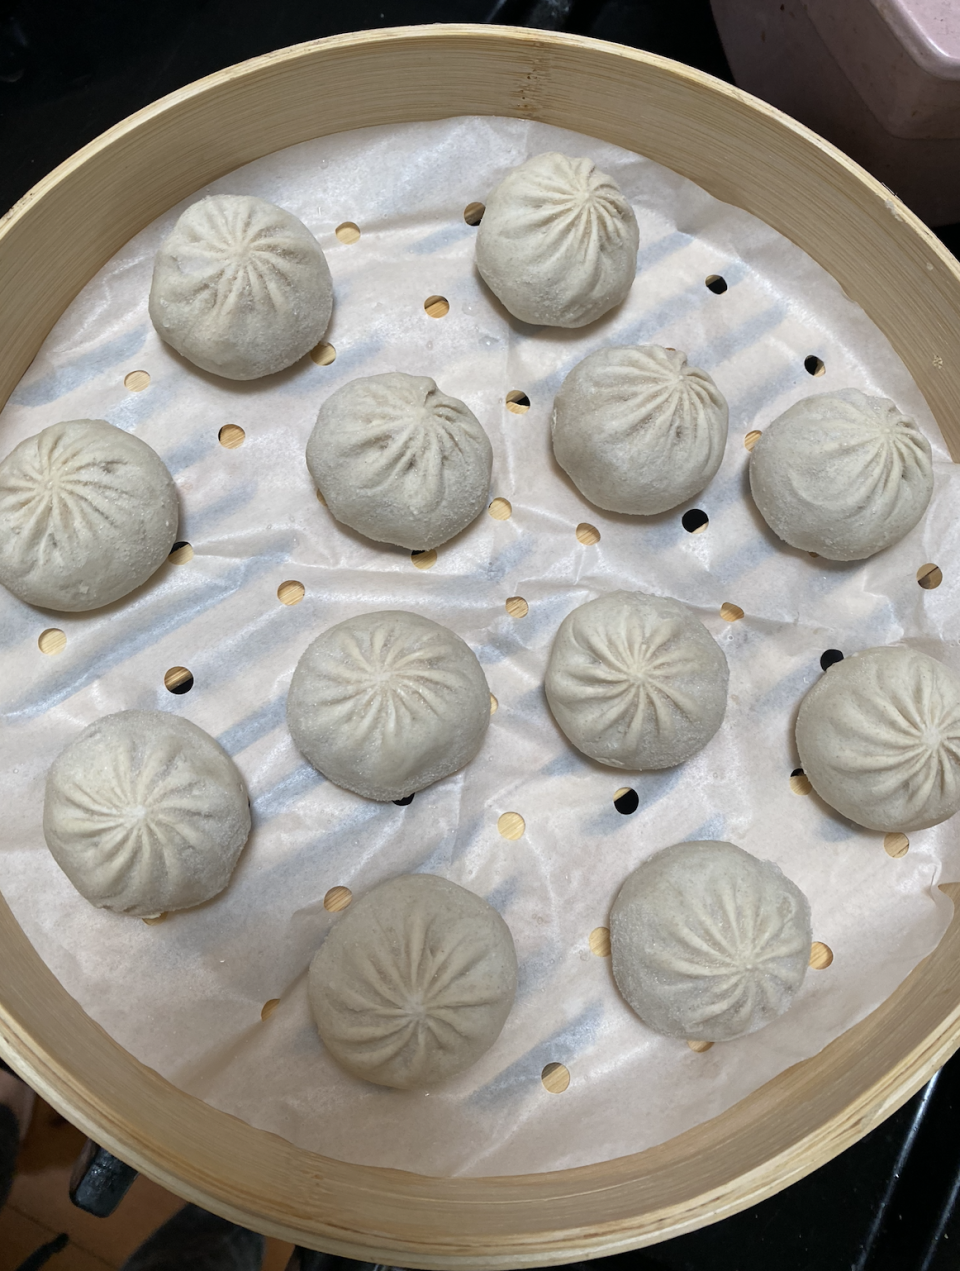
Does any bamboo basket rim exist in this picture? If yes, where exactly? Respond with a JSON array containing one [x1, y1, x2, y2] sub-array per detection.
[[1, 23, 960, 1267]]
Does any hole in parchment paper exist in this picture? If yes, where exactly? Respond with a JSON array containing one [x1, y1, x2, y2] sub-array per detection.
[[38, 628, 66, 655], [885, 833, 910, 857], [424, 295, 449, 318], [720, 602, 743, 622], [820, 649, 844, 671], [324, 886, 353, 912], [164, 666, 194, 695], [804, 355, 825, 376], [705, 275, 727, 294], [488, 497, 512, 520], [277, 580, 305, 606], [589, 927, 611, 957], [505, 390, 530, 414], [809, 941, 833, 969], [393, 794, 415, 806], [879, 828, 910, 859], [168, 541, 193, 564], [744, 430, 761, 452], [310, 342, 336, 366], [489, 693, 498, 714], [790, 768, 812, 795], [576, 523, 601, 546], [411, 549, 437, 570], [261, 999, 280, 1020], [687, 1039, 714, 1053], [464, 202, 485, 225], [505, 596, 528, 618], [142, 913, 167, 926], [614, 787, 639, 815], [218, 424, 245, 449], [124, 369, 150, 392], [498, 811, 525, 840], [541, 1062, 570, 1093], [682, 508, 709, 534], [918, 563, 943, 589], [335, 221, 360, 244]]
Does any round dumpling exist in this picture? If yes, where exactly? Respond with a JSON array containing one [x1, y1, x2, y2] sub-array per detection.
[[545, 591, 728, 770], [749, 388, 933, 560], [306, 373, 493, 550], [149, 194, 333, 380], [475, 152, 640, 328], [309, 874, 517, 1089], [0, 419, 178, 612], [286, 611, 491, 801], [552, 345, 728, 514], [43, 711, 251, 918], [796, 646, 960, 831], [610, 841, 812, 1042]]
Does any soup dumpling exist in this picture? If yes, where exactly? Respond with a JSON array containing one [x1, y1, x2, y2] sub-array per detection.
[[552, 345, 728, 515], [44, 711, 251, 918], [475, 152, 639, 328], [0, 419, 178, 612], [749, 388, 933, 560], [287, 610, 490, 801], [309, 874, 517, 1088], [610, 840, 812, 1042], [545, 591, 728, 770], [796, 645, 960, 831], [150, 194, 333, 380], [307, 372, 493, 550]]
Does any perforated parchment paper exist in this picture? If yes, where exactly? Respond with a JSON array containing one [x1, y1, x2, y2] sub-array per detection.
[[1, 116, 959, 1177]]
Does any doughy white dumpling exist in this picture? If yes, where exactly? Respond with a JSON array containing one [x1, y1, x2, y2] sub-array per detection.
[[552, 346, 728, 514], [796, 646, 960, 831], [545, 591, 728, 769], [149, 194, 333, 380], [307, 373, 493, 550], [43, 711, 251, 918], [749, 388, 933, 560], [287, 611, 490, 801], [309, 874, 517, 1088], [610, 841, 812, 1042], [475, 152, 640, 328], [0, 419, 178, 612]]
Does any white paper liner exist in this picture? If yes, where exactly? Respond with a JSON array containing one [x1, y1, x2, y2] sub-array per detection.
[[1, 116, 959, 1178]]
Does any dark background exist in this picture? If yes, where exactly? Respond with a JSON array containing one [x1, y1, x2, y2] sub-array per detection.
[[2, 1, 960, 1267]]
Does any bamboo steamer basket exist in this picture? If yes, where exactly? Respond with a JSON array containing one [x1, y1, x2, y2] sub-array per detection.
[[2, 23, 960, 1267]]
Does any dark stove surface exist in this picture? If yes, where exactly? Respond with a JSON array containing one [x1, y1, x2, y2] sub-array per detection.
[[2, 3, 959, 1268]]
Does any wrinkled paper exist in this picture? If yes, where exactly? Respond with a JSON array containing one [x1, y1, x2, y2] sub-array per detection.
[[1, 116, 958, 1176]]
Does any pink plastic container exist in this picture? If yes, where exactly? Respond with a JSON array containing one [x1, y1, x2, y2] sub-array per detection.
[[710, 0, 960, 224]]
